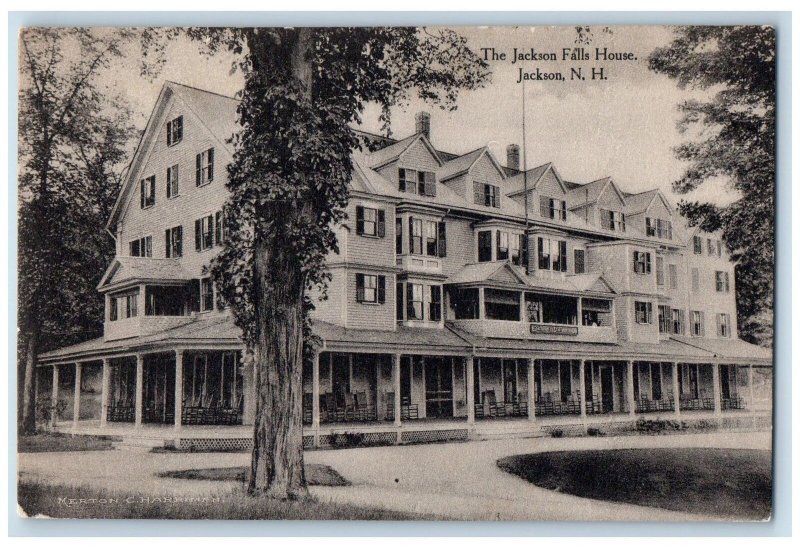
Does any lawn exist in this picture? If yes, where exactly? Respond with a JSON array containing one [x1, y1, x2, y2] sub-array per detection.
[[18, 481, 420, 520], [18, 433, 119, 453], [159, 464, 349, 487], [498, 448, 772, 520]]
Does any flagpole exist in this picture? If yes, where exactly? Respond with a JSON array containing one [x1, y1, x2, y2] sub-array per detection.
[[522, 78, 530, 275]]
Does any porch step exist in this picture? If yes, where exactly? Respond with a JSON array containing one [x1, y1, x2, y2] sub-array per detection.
[[472, 423, 547, 440], [114, 436, 171, 450]]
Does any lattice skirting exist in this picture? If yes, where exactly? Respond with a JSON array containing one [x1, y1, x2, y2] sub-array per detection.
[[177, 437, 252, 451], [400, 429, 469, 444]]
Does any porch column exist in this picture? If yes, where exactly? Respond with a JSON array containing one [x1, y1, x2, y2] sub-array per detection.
[[626, 360, 636, 417], [312, 352, 321, 429], [134, 354, 144, 427], [100, 358, 111, 428], [465, 355, 475, 425], [392, 353, 401, 427], [50, 364, 60, 427], [578, 359, 587, 428], [72, 362, 83, 430], [672, 362, 681, 417], [527, 358, 536, 422], [174, 350, 184, 429], [711, 363, 722, 418]]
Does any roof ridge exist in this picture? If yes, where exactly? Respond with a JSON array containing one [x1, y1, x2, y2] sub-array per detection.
[[166, 80, 240, 101]]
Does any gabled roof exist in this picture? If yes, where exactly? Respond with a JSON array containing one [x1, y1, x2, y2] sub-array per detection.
[[505, 162, 568, 196], [445, 262, 528, 287], [367, 132, 443, 170], [566, 177, 627, 210], [445, 263, 616, 297], [623, 188, 673, 216], [98, 257, 192, 291], [568, 273, 617, 294], [437, 146, 507, 182]]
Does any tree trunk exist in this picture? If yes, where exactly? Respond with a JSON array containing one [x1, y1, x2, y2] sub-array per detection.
[[246, 28, 314, 499], [20, 327, 38, 435]]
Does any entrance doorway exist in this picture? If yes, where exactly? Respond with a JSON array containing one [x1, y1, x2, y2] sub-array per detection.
[[599, 365, 614, 412], [425, 358, 453, 418]]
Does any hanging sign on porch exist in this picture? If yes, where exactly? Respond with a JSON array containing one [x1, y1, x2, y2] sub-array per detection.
[[530, 323, 579, 336]]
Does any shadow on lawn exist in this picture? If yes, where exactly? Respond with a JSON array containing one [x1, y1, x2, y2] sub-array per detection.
[[498, 448, 772, 521], [159, 463, 349, 487]]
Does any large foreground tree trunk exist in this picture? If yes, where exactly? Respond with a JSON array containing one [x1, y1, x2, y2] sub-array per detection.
[[246, 27, 314, 499], [20, 326, 39, 435]]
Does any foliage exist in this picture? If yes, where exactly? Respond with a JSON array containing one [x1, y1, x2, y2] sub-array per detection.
[[648, 26, 775, 346]]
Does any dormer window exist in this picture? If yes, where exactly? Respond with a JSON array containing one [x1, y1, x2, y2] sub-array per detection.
[[600, 209, 626, 231], [646, 217, 673, 239], [399, 168, 436, 196], [473, 182, 500, 208], [166, 116, 183, 146], [540, 196, 567, 221]]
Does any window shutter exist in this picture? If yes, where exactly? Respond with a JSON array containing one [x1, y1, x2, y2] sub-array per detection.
[[473, 182, 482, 205], [377, 209, 386, 238], [398, 168, 406, 192], [495, 230, 501, 256], [165, 229, 171, 258], [140, 180, 145, 208], [716, 314, 722, 337], [540, 197, 549, 218], [437, 222, 447, 257], [408, 216, 414, 253], [208, 148, 214, 181], [215, 212, 222, 245], [166, 168, 172, 198], [166, 121, 172, 146], [196, 153, 202, 186], [495, 190, 501, 208], [195, 219, 201, 251], [207, 214, 214, 247], [355, 273, 364, 303], [176, 226, 182, 257], [559, 241, 567, 271], [355, 206, 364, 235], [377, 276, 386, 304]]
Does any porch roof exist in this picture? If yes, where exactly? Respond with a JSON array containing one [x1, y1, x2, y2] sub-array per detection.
[[314, 321, 472, 353], [98, 257, 193, 292], [670, 336, 772, 364]]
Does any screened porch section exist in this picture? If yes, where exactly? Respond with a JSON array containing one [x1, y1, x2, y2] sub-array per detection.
[[473, 358, 530, 418]]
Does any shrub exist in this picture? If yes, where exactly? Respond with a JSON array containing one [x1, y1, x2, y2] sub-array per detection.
[[331, 432, 365, 448], [635, 418, 683, 434], [549, 428, 564, 438], [587, 427, 604, 437]]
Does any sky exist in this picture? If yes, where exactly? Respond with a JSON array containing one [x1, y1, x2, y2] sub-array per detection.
[[97, 26, 735, 207]]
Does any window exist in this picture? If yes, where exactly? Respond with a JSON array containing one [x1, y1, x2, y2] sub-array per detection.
[[633, 251, 652, 274], [707, 238, 714, 255], [195, 215, 214, 251], [485, 289, 521, 321], [658, 305, 670, 334], [126, 293, 138, 318], [671, 308, 683, 335], [356, 273, 386, 304], [635, 301, 653, 324], [145, 286, 186, 317], [427, 285, 442, 321], [540, 196, 567, 221], [110, 292, 139, 320], [195, 148, 214, 186], [129, 236, 152, 257], [109, 298, 118, 321], [399, 168, 416, 194], [473, 182, 500, 208], [409, 217, 423, 255], [715, 271, 730, 292], [426, 221, 438, 256], [496, 231, 509, 261], [451, 287, 479, 319], [526, 293, 578, 325], [716, 239, 723, 257], [477, 230, 493, 262], [406, 283, 424, 320], [398, 168, 436, 196], [140, 175, 156, 208], [355, 206, 385, 237], [600, 209, 625, 231], [395, 218, 403, 254], [668, 264, 678, 290], [200, 278, 214, 312], [510, 234, 522, 266], [538, 237, 567, 271], [717, 313, 731, 337], [165, 226, 183, 258], [691, 311, 705, 336], [574, 249, 586, 274], [166, 164, 179, 198], [396, 282, 403, 321], [693, 235, 703, 254], [418, 171, 436, 196], [166, 116, 183, 146], [691, 268, 700, 291], [646, 217, 673, 239], [656, 256, 665, 286], [214, 210, 226, 245]]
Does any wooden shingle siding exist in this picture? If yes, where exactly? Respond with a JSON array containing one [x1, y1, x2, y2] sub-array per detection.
[[343, 269, 396, 331], [345, 199, 395, 267]]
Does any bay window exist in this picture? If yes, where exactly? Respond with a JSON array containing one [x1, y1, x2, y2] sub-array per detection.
[[478, 230, 492, 262], [485, 289, 520, 321], [538, 237, 567, 271], [635, 301, 653, 324]]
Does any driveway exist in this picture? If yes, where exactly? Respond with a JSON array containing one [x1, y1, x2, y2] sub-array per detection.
[[17, 430, 771, 521]]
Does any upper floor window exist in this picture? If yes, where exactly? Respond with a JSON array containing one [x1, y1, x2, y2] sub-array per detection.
[[165, 226, 183, 258], [426, 285, 442, 322], [510, 234, 526, 266], [399, 282, 441, 322], [195, 214, 214, 252], [110, 292, 138, 321], [215, 210, 226, 245], [717, 313, 731, 338], [656, 256, 665, 286], [166, 164, 179, 198], [658, 305, 670, 334], [395, 218, 402, 254], [716, 239, 723, 257], [406, 283, 424, 320], [356, 273, 386, 304], [715, 271, 731, 292], [355, 206, 386, 238], [538, 237, 567, 272], [574, 249, 586, 274], [196, 148, 214, 186], [634, 301, 653, 324], [668, 264, 678, 290], [540, 196, 567, 221], [632, 251, 652, 274], [496, 231, 510, 261], [398, 168, 436, 196], [646, 217, 673, 240], [600, 209, 625, 231], [473, 182, 500, 208], [693, 235, 703, 254], [485, 289, 521, 321], [129, 235, 152, 258], [166, 116, 183, 146], [477, 230, 493, 262], [140, 175, 156, 208], [671, 308, 684, 335], [706, 238, 714, 255], [691, 311, 705, 337], [200, 277, 214, 312], [410, 217, 423, 255]]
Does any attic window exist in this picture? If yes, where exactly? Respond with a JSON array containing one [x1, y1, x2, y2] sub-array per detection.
[[473, 182, 500, 208], [167, 116, 183, 146], [540, 196, 567, 221], [399, 168, 436, 196], [600, 209, 626, 231]]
